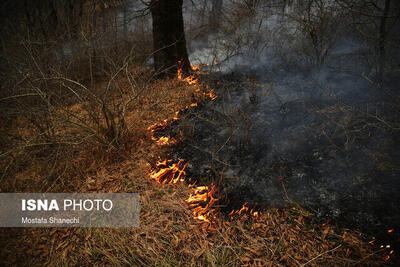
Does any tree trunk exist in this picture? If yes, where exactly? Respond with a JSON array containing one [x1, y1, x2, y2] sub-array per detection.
[[150, 0, 191, 76]]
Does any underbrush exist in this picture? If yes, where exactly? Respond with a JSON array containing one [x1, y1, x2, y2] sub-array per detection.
[[0, 42, 192, 193]]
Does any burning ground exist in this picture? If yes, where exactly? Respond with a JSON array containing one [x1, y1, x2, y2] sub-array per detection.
[[144, 63, 398, 264], [169, 67, 400, 235]]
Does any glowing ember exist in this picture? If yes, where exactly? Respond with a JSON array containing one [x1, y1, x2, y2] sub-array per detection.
[[149, 160, 187, 184]]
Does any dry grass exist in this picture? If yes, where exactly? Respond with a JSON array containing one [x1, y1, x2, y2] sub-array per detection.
[[0, 73, 389, 266]]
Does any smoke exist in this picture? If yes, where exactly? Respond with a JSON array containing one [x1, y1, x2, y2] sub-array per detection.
[[176, 0, 400, 238]]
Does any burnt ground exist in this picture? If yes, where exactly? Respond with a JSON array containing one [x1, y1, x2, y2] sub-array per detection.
[[157, 67, 400, 256]]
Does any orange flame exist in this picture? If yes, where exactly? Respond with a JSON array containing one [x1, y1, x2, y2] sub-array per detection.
[[147, 119, 168, 132], [153, 136, 178, 146], [229, 203, 260, 218], [207, 90, 217, 100], [177, 61, 200, 85], [177, 60, 184, 80], [186, 184, 219, 223], [191, 64, 200, 71], [177, 61, 217, 101], [149, 160, 187, 184], [146, 61, 223, 223], [147, 115, 181, 133], [179, 72, 199, 85]]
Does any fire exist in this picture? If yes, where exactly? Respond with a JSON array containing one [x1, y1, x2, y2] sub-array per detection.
[[178, 73, 199, 85], [177, 61, 200, 85], [153, 136, 178, 146], [147, 119, 169, 132], [147, 116, 181, 134], [207, 90, 217, 100], [186, 184, 219, 223], [149, 159, 187, 184], [177, 60, 218, 101], [191, 64, 200, 71], [229, 203, 260, 218], [177, 61, 199, 85], [146, 60, 222, 223]]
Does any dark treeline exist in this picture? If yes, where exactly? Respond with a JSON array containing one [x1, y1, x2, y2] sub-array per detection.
[[0, 0, 126, 40]]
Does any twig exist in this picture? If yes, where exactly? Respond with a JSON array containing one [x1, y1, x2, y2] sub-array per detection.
[[301, 244, 342, 266]]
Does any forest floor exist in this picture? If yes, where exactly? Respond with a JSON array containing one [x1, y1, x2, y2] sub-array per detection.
[[0, 71, 393, 266]]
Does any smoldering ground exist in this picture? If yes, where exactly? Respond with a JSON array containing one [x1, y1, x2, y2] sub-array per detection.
[[167, 0, 400, 247]]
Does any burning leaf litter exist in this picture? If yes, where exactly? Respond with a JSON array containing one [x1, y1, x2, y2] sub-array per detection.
[[229, 203, 261, 218], [149, 159, 187, 184], [145, 63, 396, 263], [186, 184, 218, 223], [147, 63, 259, 223]]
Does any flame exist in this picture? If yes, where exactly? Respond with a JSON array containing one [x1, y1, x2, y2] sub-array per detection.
[[147, 115, 181, 134], [153, 136, 178, 146], [179, 74, 199, 85], [191, 64, 200, 71], [177, 60, 184, 80], [186, 184, 219, 223], [146, 61, 222, 223], [177, 60, 217, 101], [187, 76, 200, 85], [149, 160, 187, 184], [229, 203, 260, 218], [194, 88, 217, 101], [177, 60, 199, 84], [147, 119, 169, 132], [177, 60, 200, 85], [207, 90, 217, 100]]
